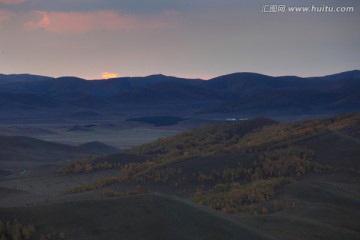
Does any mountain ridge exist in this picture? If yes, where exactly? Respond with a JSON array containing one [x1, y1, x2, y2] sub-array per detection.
[[0, 70, 359, 118]]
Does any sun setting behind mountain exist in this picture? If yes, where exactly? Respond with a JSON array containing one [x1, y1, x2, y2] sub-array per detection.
[[101, 72, 119, 79]]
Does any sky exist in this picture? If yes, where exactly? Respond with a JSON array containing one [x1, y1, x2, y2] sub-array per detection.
[[0, 0, 359, 80]]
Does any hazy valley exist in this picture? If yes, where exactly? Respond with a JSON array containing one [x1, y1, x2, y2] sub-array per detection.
[[0, 71, 359, 240]]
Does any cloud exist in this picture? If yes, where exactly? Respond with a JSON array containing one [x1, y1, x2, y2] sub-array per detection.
[[0, 0, 26, 4], [0, 9, 12, 24], [24, 11, 49, 30], [101, 72, 119, 79], [24, 10, 181, 34]]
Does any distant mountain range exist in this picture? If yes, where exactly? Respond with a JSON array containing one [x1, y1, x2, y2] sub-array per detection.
[[0, 70, 359, 119]]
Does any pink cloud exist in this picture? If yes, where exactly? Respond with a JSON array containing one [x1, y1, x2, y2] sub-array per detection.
[[0, 0, 26, 4], [0, 9, 12, 24], [24, 11, 49, 30], [24, 10, 181, 34]]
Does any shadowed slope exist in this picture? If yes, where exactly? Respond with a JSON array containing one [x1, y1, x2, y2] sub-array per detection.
[[0, 135, 119, 163], [0, 193, 276, 240]]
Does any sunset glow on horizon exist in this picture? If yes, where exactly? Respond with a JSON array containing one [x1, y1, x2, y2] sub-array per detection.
[[0, 0, 359, 79], [101, 72, 119, 79]]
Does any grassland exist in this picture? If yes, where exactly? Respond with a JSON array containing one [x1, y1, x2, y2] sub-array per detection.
[[0, 194, 276, 240], [0, 112, 359, 240]]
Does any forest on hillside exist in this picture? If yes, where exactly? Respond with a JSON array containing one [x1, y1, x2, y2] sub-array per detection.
[[61, 112, 360, 214]]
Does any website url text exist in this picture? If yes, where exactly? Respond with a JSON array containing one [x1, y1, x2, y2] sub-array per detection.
[[261, 5, 355, 13]]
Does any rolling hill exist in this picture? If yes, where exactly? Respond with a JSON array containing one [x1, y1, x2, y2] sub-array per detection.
[[37, 112, 360, 240], [0, 74, 53, 85], [1, 70, 359, 240], [0, 70, 359, 119], [65, 112, 360, 195], [0, 112, 359, 240], [0, 135, 119, 163], [0, 193, 276, 240]]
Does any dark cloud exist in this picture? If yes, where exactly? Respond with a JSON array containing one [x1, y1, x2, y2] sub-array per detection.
[[9, 0, 255, 13]]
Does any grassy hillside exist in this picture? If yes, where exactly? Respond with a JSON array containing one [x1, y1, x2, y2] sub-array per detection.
[[0, 135, 119, 163], [68, 113, 359, 208], [1, 112, 359, 240], [239, 172, 360, 240], [0, 193, 275, 240], [128, 117, 277, 158]]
